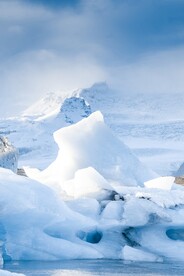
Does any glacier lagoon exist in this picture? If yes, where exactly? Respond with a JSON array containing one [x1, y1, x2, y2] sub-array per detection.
[[4, 260, 184, 276]]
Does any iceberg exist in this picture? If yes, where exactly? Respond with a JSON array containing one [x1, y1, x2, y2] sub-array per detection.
[[26, 111, 157, 192], [63, 167, 114, 199], [122, 245, 162, 262], [144, 176, 175, 190], [0, 168, 103, 261]]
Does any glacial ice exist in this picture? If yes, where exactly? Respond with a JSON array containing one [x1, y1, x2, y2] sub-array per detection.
[[25, 111, 157, 191], [63, 167, 114, 199], [122, 245, 163, 262], [1, 110, 184, 264], [144, 176, 175, 190]]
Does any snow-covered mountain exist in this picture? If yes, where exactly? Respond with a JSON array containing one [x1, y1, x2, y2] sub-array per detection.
[[22, 92, 63, 118], [1, 82, 184, 175], [22, 89, 82, 118]]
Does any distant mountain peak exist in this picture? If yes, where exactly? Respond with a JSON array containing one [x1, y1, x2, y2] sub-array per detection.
[[22, 92, 62, 118], [90, 81, 109, 90]]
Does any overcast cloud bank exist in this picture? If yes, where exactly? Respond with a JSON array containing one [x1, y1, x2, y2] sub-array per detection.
[[1, 0, 184, 117]]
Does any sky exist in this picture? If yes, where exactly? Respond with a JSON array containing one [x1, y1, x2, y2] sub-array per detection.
[[1, 0, 184, 117]]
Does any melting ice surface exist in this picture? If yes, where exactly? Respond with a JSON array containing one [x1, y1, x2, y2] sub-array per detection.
[[1, 100, 184, 274]]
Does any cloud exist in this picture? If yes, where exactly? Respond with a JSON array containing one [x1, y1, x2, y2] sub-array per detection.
[[0, 49, 106, 117], [108, 46, 184, 94], [1, 0, 184, 117], [0, 0, 51, 21]]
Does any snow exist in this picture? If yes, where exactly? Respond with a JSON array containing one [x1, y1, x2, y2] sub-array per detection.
[[22, 92, 63, 118]]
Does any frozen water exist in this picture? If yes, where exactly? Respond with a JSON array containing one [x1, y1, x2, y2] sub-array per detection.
[[4, 260, 184, 276]]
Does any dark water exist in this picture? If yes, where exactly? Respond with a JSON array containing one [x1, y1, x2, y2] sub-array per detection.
[[4, 260, 184, 276]]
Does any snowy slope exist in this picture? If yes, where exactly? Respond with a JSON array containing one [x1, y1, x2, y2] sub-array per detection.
[[22, 88, 80, 118], [22, 92, 63, 118]]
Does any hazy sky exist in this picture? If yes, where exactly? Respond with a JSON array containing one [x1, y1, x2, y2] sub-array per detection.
[[1, 0, 184, 117]]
